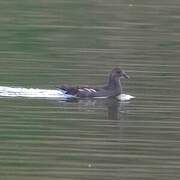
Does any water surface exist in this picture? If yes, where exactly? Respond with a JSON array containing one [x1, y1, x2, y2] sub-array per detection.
[[0, 0, 180, 179]]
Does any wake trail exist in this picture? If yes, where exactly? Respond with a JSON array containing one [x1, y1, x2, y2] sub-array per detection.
[[0, 86, 134, 101], [0, 86, 71, 99]]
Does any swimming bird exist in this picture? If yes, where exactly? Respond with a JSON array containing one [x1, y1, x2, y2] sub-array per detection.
[[57, 67, 129, 98]]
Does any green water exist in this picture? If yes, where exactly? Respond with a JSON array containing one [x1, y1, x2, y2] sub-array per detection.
[[0, 0, 180, 179]]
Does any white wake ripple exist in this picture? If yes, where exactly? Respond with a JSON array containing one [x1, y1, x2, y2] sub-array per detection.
[[0, 86, 134, 101], [0, 86, 72, 99]]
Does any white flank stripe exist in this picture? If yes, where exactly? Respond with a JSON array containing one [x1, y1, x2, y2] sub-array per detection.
[[89, 88, 96, 92], [84, 88, 92, 92], [78, 89, 84, 92]]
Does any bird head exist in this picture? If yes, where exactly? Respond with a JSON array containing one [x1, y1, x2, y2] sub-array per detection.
[[111, 67, 129, 79]]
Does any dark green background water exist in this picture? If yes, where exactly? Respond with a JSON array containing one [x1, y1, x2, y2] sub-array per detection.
[[0, 0, 180, 179]]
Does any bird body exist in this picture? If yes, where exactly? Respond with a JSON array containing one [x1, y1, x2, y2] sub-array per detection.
[[57, 68, 129, 98]]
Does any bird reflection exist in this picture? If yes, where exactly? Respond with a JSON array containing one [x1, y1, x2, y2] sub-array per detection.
[[58, 97, 129, 120], [107, 98, 121, 120]]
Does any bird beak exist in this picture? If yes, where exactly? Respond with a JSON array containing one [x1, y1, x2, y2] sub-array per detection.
[[122, 71, 129, 79]]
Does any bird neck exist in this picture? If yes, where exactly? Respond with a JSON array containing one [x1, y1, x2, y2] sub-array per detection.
[[107, 76, 122, 92]]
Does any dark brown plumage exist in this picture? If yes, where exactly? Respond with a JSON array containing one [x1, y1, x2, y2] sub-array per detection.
[[57, 68, 129, 98]]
